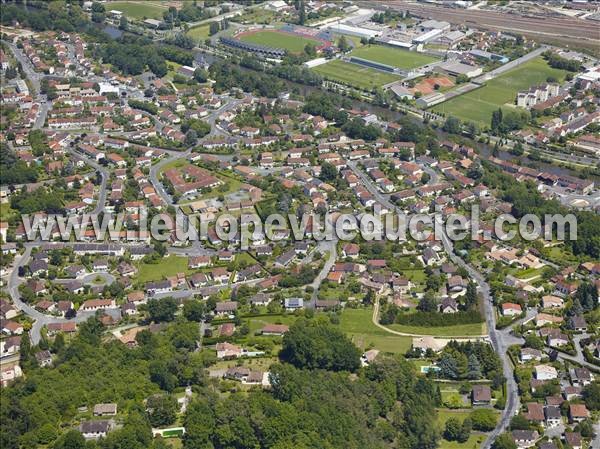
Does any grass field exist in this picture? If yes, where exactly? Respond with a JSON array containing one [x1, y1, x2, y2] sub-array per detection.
[[238, 30, 322, 53], [186, 24, 210, 43], [350, 45, 438, 70], [433, 57, 568, 126], [137, 256, 192, 283], [386, 322, 487, 337], [339, 308, 411, 354], [107, 1, 166, 20], [313, 60, 401, 90]]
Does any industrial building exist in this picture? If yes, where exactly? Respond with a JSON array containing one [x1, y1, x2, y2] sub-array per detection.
[[326, 23, 382, 40], [438, 61, 482, 78]]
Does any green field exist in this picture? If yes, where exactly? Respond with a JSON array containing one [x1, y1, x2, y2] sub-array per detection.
[[433, 57, 568, 126], [107, 1, 166, 20], [313, 60, 401, 90], [386, 322, 487, 337], [238, 30, 322, 53], [186, 24, 210, 43], [350, 45, 438, 70], [137, 256, 192, 283], [339, 308, 411, 354]]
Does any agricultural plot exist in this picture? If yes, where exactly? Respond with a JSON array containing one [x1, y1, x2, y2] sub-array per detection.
[[433, 57, 568, 126], [351, 45, 438, 70], [238, 30, 322, 53], [107, 1, 166, 20], [313, 59, 401, 90]]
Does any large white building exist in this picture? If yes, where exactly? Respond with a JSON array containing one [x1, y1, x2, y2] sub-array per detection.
[[326, 23, 382, 39], [516, 84, 560, 108]]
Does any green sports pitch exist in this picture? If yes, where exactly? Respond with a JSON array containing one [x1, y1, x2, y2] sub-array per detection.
[[433, 57, 569, 126], [107, 1, 166, 20], [238, 30, 322, 53], [350, 45, 438, 70], [312, 60, 401, 90]]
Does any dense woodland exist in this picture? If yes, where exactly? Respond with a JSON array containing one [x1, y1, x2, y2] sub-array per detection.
[[1, 316, 442, 449]]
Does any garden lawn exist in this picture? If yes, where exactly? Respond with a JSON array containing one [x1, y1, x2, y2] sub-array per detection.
[[339, 308, 411, 354], [246, 315, 298, 334], [386, 322, 486, 337], [107, 1, 166, 20], [313, 60, 401, 90], [438, 435, 485, 449], [239, 30, 322, 53], [351, 45, 438, 70], [137, 256, 192, 283], [433, 57, 569, 126]]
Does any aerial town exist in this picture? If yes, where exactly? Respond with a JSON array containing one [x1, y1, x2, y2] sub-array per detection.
[[0, 1, 599, 449]]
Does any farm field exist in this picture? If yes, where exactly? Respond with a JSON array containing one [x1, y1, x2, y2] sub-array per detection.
[[351, 45, 438, 69], [238, 30, 322, 53], [386, 321, 487, 337], [339, 308, 411, 354], [107, 1, 166, 20], [432, 57, 568, 126], [313, 60, 401, 90], [186, 24, 210, 43]]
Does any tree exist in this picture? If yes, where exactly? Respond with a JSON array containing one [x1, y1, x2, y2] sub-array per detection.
[[119, 15, 128, 31], [464, 282, 477, 309], [147, 297, 178, 323], [298, 0, 306, 24], [304, 43, 316, 58], [492, 432, 517, 449], [19, 331, 31, 364], [470, 408, 497, 431], [443, 417, 462, 441], [417, 291, 437, 312], [466, 353, 482, 380], [183, 300, 205, 322], [54, 429, 86, 449], [338, 35, 350, 53], [193, 68, 208, 83], [582, 383, 600, 411], [491, 108, 503, 132], [319, 161, 338, 182], [574, 282, 598, 312], [438, 353, 459, 379], [280, 319, 361, 371], [442, 116, 461, 134], [209, 21, 220, 36], [146, 394, 178, 427], [185, 130, 198, 146]]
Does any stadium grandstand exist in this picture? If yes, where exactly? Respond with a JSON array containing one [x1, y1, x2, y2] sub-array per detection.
[[349, 56, 398, 73], [219, 36, 286, 57]]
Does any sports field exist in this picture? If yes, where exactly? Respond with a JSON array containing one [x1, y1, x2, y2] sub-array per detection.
[[107, 1, 166, 20], [351, 45, 438, 70], [186, 24, 210, 42], [433, 57, 568, 126], [313, 60, 401, 90], [238, 30, 322, 53]]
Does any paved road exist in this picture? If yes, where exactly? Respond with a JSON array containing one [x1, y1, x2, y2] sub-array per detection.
[[7, 244, 95, 344], [7, 42, 42, 95], [67, 147, 109, 215], [434, 215, 519, 449], [307, 238, 337, 307], [148, 97, 244, 208], [473, 46, 549, 84]]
